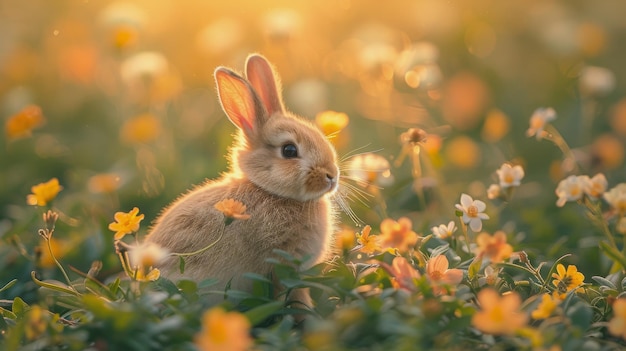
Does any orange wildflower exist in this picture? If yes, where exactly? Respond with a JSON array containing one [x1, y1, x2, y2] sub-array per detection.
[[426, 255, 463, 294], [379, 217, 418, 253], [381, 256, 420, 293], [214, 199, 251, 222], [120, 113, 162, 145], [475, 231, 513, 263], [5, 105, 45, 140], [195, 308, 253, 351], [608, 299, 626, 340], [472, 289, 528, 335]]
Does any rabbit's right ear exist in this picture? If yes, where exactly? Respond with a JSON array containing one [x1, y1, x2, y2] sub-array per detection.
[[245, 54, 285, 117], [215, 67, 267, 136]]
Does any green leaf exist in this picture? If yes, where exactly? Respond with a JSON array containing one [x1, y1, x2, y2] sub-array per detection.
[[468, 256, 482, 279], [178, 256, 186, 274], [0, 306, 17, 319], [565, 301, 593, 331], [591, 275, 617, 290], [31, 271, 79, 297], [599, 241, 626, 270], [243, 272, 273, 284], [109, 278, 121, 296], [11, 297, 28, 317], [244, 301, 284, 325], [177, 280, 198, 295], [0, 279, 17, 293]]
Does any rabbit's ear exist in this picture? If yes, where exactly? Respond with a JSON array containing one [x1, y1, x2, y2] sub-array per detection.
[[215, 67, 266, 135], [245, 54, 284, 116]]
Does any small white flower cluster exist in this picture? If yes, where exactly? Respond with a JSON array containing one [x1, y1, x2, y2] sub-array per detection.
[[555, 174, 626, 235], [487, 163, 525, 201], [555, 173, 608, 207]]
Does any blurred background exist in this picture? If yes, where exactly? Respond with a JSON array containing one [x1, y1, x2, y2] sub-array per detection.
[[1, 0, 626, 295]]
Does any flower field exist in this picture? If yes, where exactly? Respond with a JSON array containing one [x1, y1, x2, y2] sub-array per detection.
[[2, 0, 626, 350]]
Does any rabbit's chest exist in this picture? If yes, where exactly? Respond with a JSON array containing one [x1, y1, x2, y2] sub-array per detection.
[[239, 195, 332, 262]]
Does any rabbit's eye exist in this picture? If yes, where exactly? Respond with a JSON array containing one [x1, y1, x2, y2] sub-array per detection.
[[281, 144, 298, 158]]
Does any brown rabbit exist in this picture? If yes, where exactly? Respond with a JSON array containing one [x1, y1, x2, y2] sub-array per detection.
[[146, 54, 339, 307]]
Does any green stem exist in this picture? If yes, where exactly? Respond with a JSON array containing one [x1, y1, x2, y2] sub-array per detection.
[[170, 223, 226, 258], [544, 124, 579, 173], [46, 236, 75, 291], [584, 197, 618, 251], [459, 219, 472, 256]]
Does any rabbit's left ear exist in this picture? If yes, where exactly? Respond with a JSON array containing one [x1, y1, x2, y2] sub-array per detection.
[[215, 67, 266, 136], [246, 54, 285, 117]]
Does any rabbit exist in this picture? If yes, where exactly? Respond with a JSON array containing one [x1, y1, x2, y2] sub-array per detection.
[[146, 54, 339, 308]]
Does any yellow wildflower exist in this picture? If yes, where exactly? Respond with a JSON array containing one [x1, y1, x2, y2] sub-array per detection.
[[27, 178, 63, 206], [608, 299, 626, 340], [5, 105, 45, 140], [551, 264, 585, 299], [531, 293, 559, 320], [37, 237, 67, 269], [355, 225, 380, 254], [335, 227, 356, 251], [214, 199, 251, 222], [475, 231, 513, 263], [379, 217, 419, 253], [195, 308, 253, 351], [109, 207, 145, 240], [133, 267, 161, 282], [25, 305, 47, 340], [472, 289, 528, 335], [315, 110, 349, 136]]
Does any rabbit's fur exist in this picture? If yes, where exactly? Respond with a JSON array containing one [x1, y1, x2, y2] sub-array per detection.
[[146, 54, 339, 306]]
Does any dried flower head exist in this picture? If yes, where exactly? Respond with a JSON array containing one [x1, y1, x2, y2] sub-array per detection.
[[400, 128, 428, 145]]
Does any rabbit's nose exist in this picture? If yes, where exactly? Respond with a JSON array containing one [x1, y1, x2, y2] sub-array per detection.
[[326, 173, 338, 191]]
